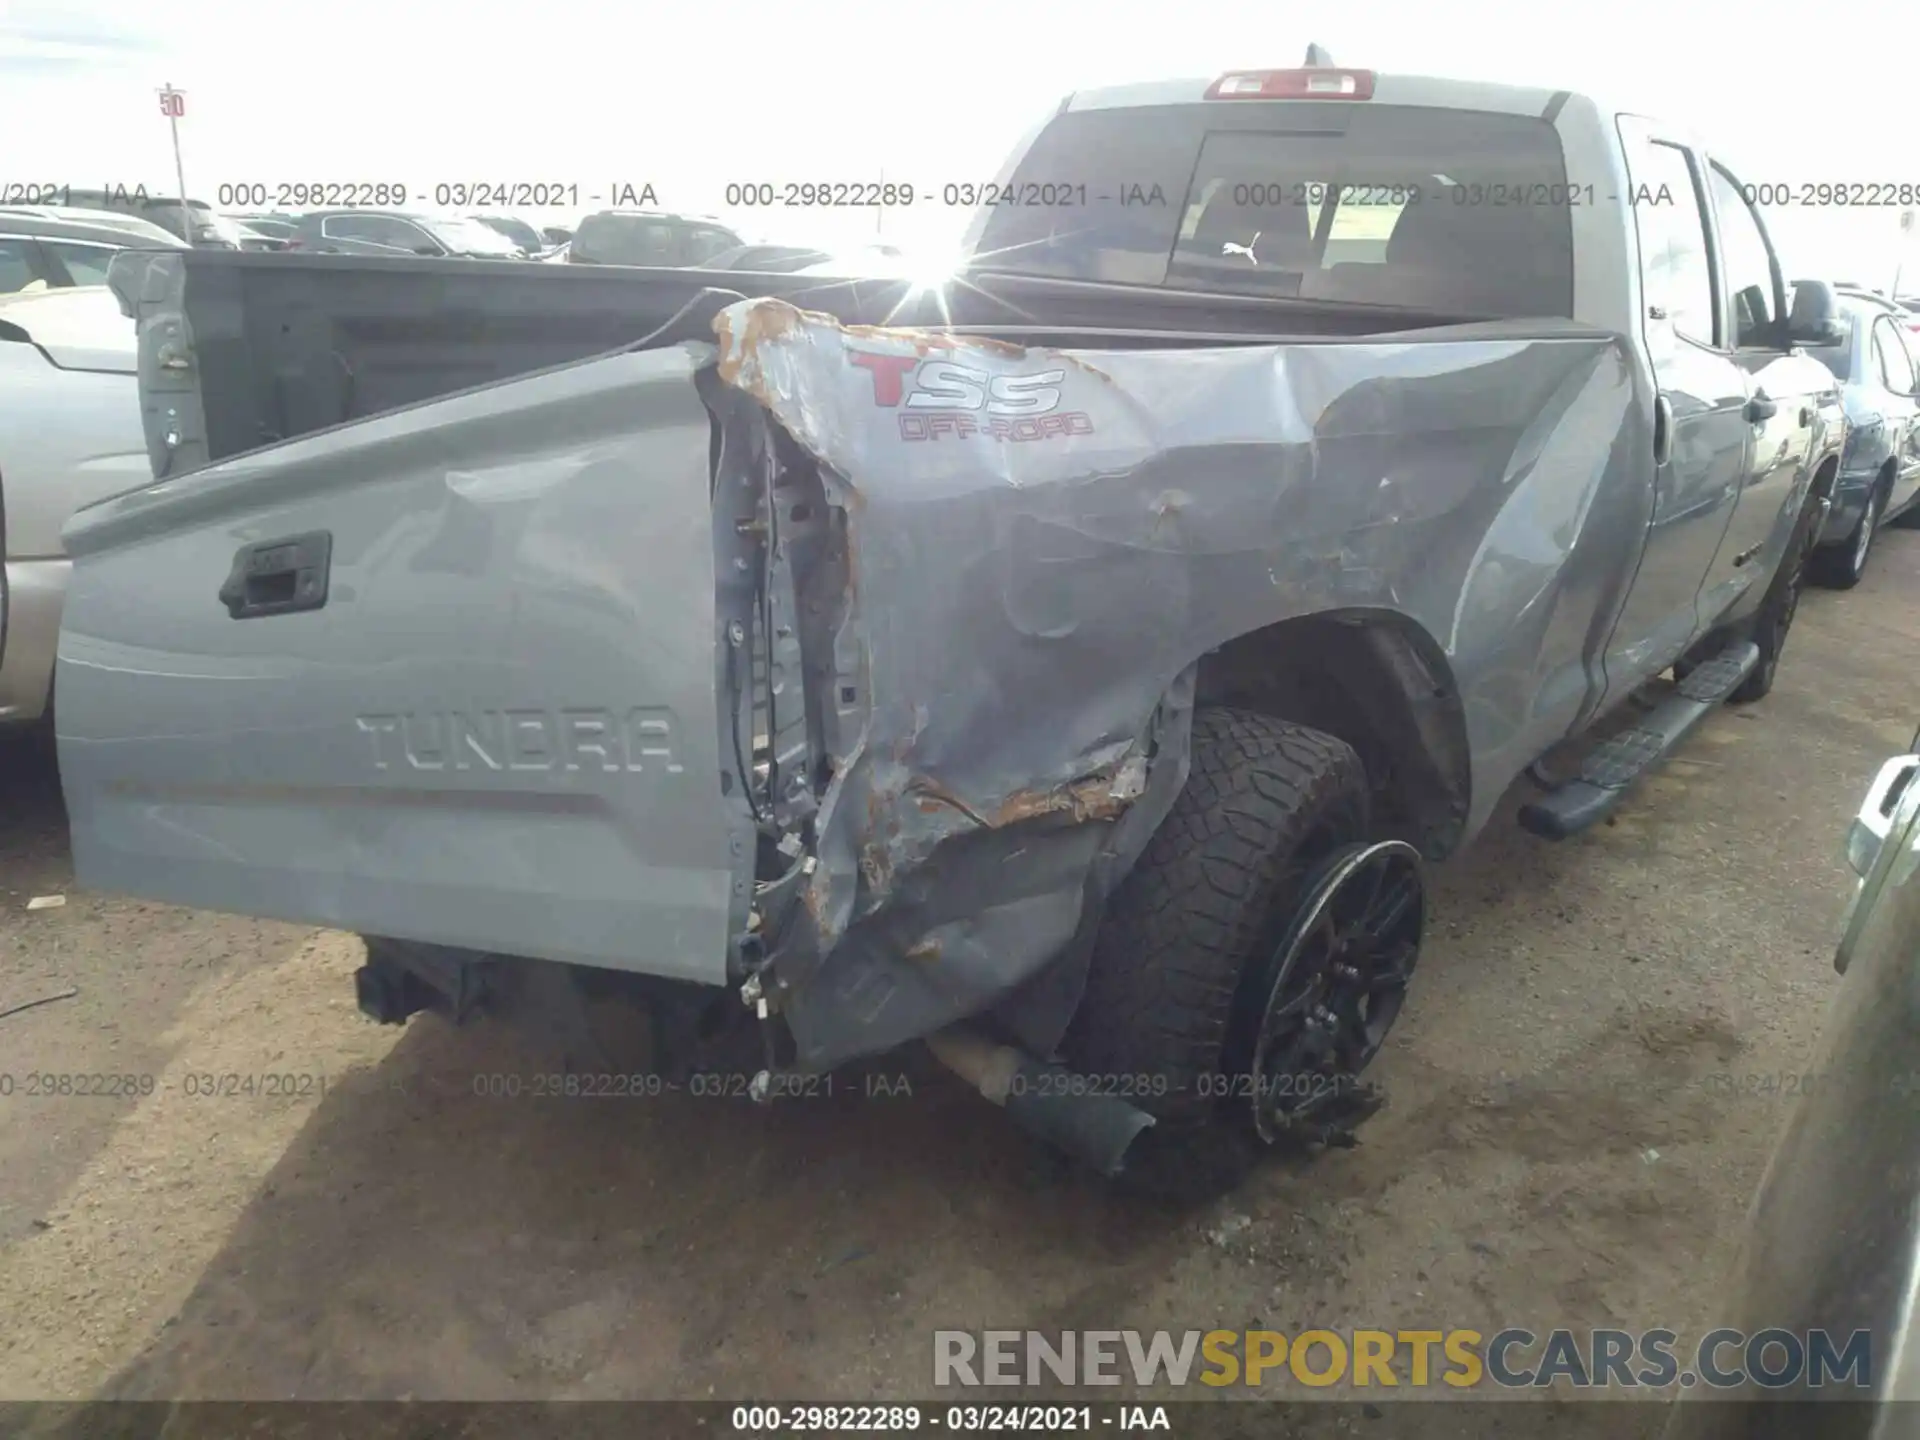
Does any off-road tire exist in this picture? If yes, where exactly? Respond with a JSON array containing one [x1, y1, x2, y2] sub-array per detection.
[[1808, 477, 1885, 590], [1063, 707, 1370, 1198]]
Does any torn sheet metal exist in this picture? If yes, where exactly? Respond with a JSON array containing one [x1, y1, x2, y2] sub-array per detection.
[[712, 297, 1640, 1070]]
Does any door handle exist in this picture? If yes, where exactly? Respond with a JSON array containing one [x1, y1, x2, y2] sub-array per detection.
[[218, 531, 332, 619], [1746, 394, 1778, 423], [1846, 755, 1920, 878], [1653, 393, 1674, 467]]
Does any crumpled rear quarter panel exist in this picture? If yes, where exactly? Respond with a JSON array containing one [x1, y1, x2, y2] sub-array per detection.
[[712, 299, 1640, 1067]]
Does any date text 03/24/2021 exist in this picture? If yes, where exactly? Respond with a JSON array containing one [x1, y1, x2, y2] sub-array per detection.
[[0, 181, 662, 210], [0, 1072, 328, 1100], [728, 1405, 1172, 1432]]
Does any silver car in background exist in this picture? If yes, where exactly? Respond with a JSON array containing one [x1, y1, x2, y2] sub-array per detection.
[[1796, 288, 1920, 588], [0, 287, 142, 726]]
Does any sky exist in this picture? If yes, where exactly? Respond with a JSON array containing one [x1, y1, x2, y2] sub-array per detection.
[[2, 0, 1916, 284]]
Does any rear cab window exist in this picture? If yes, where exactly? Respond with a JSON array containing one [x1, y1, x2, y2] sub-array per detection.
[[967, 101, 1575, 319]]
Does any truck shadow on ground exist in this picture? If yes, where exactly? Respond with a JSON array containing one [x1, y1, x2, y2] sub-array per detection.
[[0, 726, 65, 872], [0, 725, 322, 1258], [78, 776, 1591, 1405], [89, 1010, 1197, 1399]]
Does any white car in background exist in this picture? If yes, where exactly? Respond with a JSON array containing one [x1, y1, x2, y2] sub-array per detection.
[[0, 286, 143, 726]]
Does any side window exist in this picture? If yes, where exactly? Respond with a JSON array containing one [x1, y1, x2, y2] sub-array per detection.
[[1707, 166, 1778, 347], [631, 222, 678, 264], [1632, 141, 1716, 347], [0, 237, 44, 293], [1874, 319, 1918, 393], [682, 227, 737, 264], [43, 241, 116, 286], [384, 219, 440, 252], [326, 215, 431, 250], [575, 217, 676, 264]]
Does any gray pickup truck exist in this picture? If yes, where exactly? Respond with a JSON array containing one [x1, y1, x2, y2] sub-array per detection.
[[66, 61, 1844, 1193]]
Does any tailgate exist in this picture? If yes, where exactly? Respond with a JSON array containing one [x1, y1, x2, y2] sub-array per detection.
[[54, 344, 741, 984]]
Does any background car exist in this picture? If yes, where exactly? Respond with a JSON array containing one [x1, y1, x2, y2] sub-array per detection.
[[57, 190, 252, 249], [701, 242, 833, 273], [0, 212, 188, 295], [290, 210, 530, 259], [565, 210, 742, 267], [470, 215, 545, 255], [228, 214, 302, 246], [0, 205, 185, 247], [0, 285, 143, 728], [1795, 286, 1920, 586], [789, 244, 929, 278], [229, 222, 291, 252]]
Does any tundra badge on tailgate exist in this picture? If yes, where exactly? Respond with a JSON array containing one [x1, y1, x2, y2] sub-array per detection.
[[355, 708, 683, 775]]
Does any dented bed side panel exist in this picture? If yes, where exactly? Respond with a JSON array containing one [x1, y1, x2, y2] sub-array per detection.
[[712, 300, 1644, 1068]]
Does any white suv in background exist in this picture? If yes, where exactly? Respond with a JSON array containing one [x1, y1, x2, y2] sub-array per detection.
[[0, 286, 145, 726], [0, 210, 186, 295]]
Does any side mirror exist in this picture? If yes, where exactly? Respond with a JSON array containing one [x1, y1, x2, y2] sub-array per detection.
[[1787, 279, 1846, 346]]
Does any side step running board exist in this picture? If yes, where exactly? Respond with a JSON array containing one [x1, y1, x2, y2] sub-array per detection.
[[1519, 641, 1760, 841]]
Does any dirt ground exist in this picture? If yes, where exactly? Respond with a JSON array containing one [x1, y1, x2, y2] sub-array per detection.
[[2, 532, 1917, 1430]]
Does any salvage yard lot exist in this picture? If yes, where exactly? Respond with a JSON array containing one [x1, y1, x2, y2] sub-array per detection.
[[2, 533, 1917, 1422]]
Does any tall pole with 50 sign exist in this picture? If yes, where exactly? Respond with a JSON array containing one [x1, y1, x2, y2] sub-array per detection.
[[159, 85, 190, 245]]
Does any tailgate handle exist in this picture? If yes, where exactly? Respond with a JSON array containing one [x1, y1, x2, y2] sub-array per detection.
[[219, 531, 332, 619]]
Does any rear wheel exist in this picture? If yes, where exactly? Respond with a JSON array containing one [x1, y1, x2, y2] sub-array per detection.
[[1064, 708, 1419, 1197]]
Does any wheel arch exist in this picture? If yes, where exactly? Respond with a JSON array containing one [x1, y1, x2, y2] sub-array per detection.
[[1190, 608, 1472, 861], [1816, 451, 1842, 496]]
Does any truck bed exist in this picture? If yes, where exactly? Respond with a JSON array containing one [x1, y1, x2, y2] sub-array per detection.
[[106, 250, 1502, 479]]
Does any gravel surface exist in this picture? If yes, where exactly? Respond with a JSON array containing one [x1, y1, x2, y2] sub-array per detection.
[[2, 530, 1917, 1430]]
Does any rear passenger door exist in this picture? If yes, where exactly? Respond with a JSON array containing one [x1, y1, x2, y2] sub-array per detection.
[[1608, 120, 1752, 675]]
